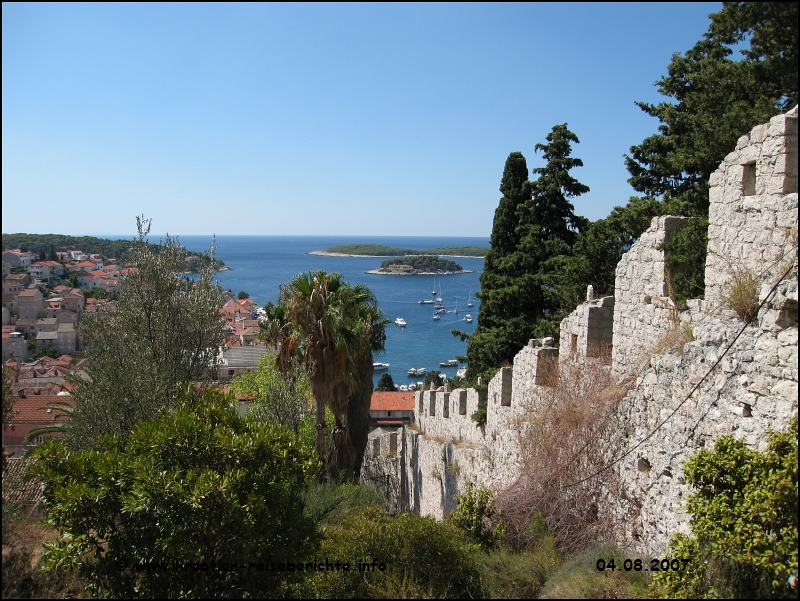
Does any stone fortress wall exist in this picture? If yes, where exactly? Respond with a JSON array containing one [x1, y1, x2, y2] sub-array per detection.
[[362, 108, 798, 556]]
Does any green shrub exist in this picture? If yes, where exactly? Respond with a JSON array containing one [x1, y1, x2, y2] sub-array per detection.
[[303, 481, 384, 526], [296, 506, 483, 599], [449, 482, 508, 549], [32, 386, 319, 598], [479, 538, 561, 599], [653, 417, 798, 599]]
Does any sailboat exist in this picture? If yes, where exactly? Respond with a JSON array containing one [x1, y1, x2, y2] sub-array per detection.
[[431, 274, 437, 295], [467, 289, 475, 307]]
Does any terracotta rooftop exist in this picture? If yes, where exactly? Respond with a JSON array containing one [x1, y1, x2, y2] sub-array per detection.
[[370, 391, 416, 412]]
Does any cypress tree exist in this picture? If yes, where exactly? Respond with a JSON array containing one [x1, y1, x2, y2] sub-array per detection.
[[465, 126, 589, 381], [465, 152, 533, 380]]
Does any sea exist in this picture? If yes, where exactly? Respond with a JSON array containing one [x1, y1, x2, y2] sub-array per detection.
[[177, 235, 487, 388]]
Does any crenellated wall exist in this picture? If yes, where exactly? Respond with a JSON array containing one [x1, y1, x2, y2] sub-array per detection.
[[362, 108, 798, 557]]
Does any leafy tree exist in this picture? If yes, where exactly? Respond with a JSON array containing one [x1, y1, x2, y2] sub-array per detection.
[[2, 366, 18, 471], [32, 344, 60, 360], [32, 386, 319, 599], [654, 417, 798, 599], [66, 271, 81, 289], [63, 217, 225, 449], [232, 352, 311, 431], [625, 2, 797, 299], [237, 290, 249, 300], [261, 271, 387, 481], [375, 372, 396, 392], [2, 365, 16, 432]]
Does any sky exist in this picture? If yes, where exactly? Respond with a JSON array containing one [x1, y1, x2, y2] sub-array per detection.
[[2, 2, 724, 237]]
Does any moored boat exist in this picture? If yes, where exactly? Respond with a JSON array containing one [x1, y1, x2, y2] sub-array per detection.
[[439, 359, 458, 367], [373, 362, 390, 370]]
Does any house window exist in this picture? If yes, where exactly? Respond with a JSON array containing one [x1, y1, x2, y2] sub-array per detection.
[[35, 436, 44, 444], [742, 162, 756, 196], [387, 411, 392, 417]]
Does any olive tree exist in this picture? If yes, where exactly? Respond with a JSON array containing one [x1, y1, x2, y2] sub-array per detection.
[[65, 217, 225, 448]]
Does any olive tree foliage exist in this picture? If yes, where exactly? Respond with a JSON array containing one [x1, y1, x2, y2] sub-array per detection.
[[32, 386, 319, 599], [231, 352, 311, 432], [654, 417, 798, 599], [65, 217, 225, 449]]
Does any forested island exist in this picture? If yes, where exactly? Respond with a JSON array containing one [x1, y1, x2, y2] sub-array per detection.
[[369, 255, 468, 274], [310, 244, 487, 257], [2, 232, 227, 272]]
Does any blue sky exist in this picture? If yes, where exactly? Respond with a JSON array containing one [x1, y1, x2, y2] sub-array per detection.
[[3, 2, 723, 237]]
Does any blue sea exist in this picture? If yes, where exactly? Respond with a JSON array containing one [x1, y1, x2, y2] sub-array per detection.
[[178, 236, 487, 388]]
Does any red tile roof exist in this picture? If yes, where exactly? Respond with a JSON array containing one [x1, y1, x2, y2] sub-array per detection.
[[370, 391, 416, 412], [10, 396, 74, 423]]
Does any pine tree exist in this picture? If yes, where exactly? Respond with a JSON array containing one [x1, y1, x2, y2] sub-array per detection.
[[465, 128, 589, 382]]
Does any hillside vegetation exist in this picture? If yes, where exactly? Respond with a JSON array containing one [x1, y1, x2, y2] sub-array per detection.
[[2, 232, 225, 270], [322, 244, 487, 257], [379, 256, 463, 272]]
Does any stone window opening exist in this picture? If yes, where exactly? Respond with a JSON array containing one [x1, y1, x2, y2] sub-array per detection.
[[742, 162, 756, 196]]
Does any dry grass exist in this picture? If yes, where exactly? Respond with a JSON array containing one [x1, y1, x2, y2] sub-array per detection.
[[496, 357, 635, 554], [722, 267, 761, 321], [652, 323, 694, 356]]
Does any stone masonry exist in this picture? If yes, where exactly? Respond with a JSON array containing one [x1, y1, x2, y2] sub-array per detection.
[[362, 108, 798, 558], [705, 106, 798, 308]]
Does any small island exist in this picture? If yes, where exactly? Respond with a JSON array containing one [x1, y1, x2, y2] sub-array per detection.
[[367, 255, 472, 275], [309, 244, 487, 258]]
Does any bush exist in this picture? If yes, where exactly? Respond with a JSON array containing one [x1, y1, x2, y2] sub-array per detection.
[[31, 386, 319, 598], [296, 506, 483, 599], [652, 418, 798, 599], [303, 481, 384, 526], [722, 266, 761, 321], [449, 482, 508, 549], [479, 538, 561, 599]]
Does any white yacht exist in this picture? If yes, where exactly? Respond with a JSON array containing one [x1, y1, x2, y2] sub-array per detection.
[[373, 362, 390, 370], [464, 314, 473, 323], [395, 317, 406, 326], [433, 312, 440, 320], [419, 299, 434, 304], [439, 359, 458, 367], [408, 368, 418, 376]]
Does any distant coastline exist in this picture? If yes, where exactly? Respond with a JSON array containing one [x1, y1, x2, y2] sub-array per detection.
[[310, 250, 481, 259], [308, 243, 487, 258], [365, 268, 474, 275]]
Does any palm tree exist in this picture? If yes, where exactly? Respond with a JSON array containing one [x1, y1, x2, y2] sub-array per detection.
[[261, 271, 387, 480]]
